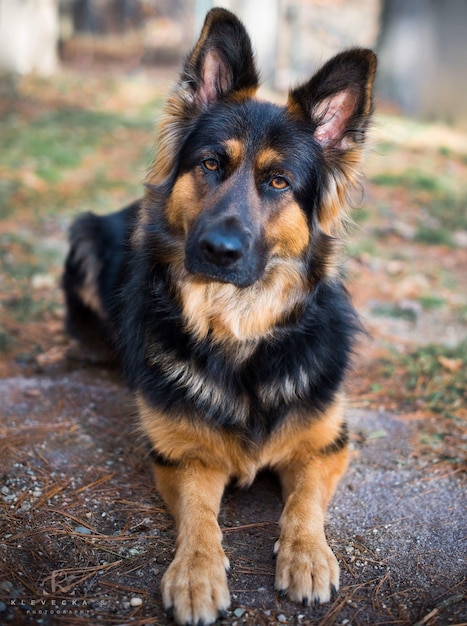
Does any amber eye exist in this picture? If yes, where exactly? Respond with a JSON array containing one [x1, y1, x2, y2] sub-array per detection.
[[202, 158, 219, 172], [270, 176, 289, 190]]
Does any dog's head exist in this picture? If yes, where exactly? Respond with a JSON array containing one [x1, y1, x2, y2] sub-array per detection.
[[142, 9, 376, 340]]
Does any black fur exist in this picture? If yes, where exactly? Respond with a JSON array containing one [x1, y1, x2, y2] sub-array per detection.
[[64, 198, 359, 445], [63, 201, 138, 350], [63, 9, 375, 447], [122, 268, 359, 444]]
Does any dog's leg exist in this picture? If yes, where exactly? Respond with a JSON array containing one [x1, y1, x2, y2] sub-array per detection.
[[273, 421, 349, 606], [153, 461, 230, 625]]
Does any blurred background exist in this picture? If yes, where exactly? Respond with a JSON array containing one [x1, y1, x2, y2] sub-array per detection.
[[0, 1, 465, 427], [0, 0, 466, 125], [0, 3, 466, 624]]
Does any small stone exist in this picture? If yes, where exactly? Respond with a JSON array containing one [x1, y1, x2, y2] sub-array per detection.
[[278, 615, 287, 623], [233, 608, 246, 618], [74, 526, 92, 535], [130, 597, 143, 607], [0, 581, 13, 592]]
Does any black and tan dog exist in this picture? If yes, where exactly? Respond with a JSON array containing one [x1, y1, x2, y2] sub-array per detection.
[[63, 8, 376, 625]]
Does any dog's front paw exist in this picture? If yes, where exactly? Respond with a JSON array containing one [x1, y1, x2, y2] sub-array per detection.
[[274, 532, 339, 606], [162, 546, 230, 625]]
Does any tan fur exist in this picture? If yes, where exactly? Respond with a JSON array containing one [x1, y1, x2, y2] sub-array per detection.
[[165, 173, 203, 234], [255, 147, 284, 171], [223, 138, 244, 167], [72, 240, 107, 320], [138, 393, 347, 490], [319, 149, 368, 236], [155, 461, 230, 626], [138, 393, 349, 618], [267, 199, 310, 258], [170, 256, 308, 343]]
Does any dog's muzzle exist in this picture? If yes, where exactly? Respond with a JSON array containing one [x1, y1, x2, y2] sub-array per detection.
[[198, 218, 248, 267], [185, 216, 265, 287]]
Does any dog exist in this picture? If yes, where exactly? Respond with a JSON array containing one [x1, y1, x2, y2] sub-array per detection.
[[63, 8, 376, 625]]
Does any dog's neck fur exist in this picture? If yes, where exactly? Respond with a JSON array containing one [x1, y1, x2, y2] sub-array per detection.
[[170, 256, 308, 346]]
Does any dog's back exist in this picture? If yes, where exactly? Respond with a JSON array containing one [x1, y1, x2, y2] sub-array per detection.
[[63, 201, 139, 352]]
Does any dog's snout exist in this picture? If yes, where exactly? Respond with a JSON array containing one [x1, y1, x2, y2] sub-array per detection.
[[186, 215, 263, 286], [198, 223, 247, 267]]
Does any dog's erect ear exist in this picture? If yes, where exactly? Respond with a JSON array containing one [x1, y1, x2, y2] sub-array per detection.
[[182, 8, 259, 108], [288, 49, 377, 151], [147, 9, 259, 185], [288, 49, 377, 235]]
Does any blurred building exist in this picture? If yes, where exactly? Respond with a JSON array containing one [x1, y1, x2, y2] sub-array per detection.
[[377, 0, 467, 127], [1, 0, 465, 126], [0, 0, 59, 75], [195, 0, 381, 89]]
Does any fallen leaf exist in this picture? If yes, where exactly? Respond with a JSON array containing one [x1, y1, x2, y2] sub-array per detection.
[[437, 356, 463, 373]]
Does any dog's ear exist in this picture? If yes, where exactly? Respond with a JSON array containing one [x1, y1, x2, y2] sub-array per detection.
[[288, 49, 377, 235], [182, 8, 259, 108], [288, 49, 377, 150], [148, 9, 259, 185]]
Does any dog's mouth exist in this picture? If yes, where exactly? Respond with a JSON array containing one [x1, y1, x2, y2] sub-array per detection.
[[185, 262, 256, 287]]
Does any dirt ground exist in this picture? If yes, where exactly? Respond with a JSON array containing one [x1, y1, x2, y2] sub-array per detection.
[[0, 60, 466, 625], [0, 370, 466, 626]]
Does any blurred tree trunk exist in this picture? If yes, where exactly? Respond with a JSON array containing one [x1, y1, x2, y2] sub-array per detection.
[[377, 0, 467, 126], [0, 0, 59, 75]]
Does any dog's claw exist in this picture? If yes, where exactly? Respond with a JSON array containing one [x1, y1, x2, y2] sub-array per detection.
[[331, 584, 338, 600], [218, 609, 228, 619], [302, 596, 310, 607], [166, 606, 174, 620], [278, 589, 288, 598]]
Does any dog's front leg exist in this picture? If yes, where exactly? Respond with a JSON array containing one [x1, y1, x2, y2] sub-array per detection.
[[274, 443, 349, 607], [153, 461, 230, 626]]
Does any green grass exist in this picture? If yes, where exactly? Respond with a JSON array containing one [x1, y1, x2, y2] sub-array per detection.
[[0, 232, 63, 278], [384, 342, 467, 418], [0, 329, 12, 353], [0, 106, 154, 220], [414, 225, 454, 247], [418, 295, 446, 310], [371, 303, 418, 322], [371, 170, 443, 193], [371, 169, 467, 234], [0, 108, 152, 181], [346, 239, 376, 258], [3, 293, 60, 323]]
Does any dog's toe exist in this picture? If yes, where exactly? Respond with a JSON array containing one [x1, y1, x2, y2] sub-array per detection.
[[162, 547, 230, 625], [274, 532, 339, 606]]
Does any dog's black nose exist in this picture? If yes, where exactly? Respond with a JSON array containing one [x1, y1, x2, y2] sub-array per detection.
[[198, 226, 246, 267]]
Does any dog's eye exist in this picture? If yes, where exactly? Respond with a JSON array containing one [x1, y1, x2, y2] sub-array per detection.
[[270, 176, 289, 190], [202, 158, 219, 172]]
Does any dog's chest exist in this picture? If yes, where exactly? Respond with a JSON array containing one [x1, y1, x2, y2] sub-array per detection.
[[146, 337, 312, 429]]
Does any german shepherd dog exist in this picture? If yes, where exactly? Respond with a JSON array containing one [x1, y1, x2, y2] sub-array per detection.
[[63, 8, 376, 625]]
